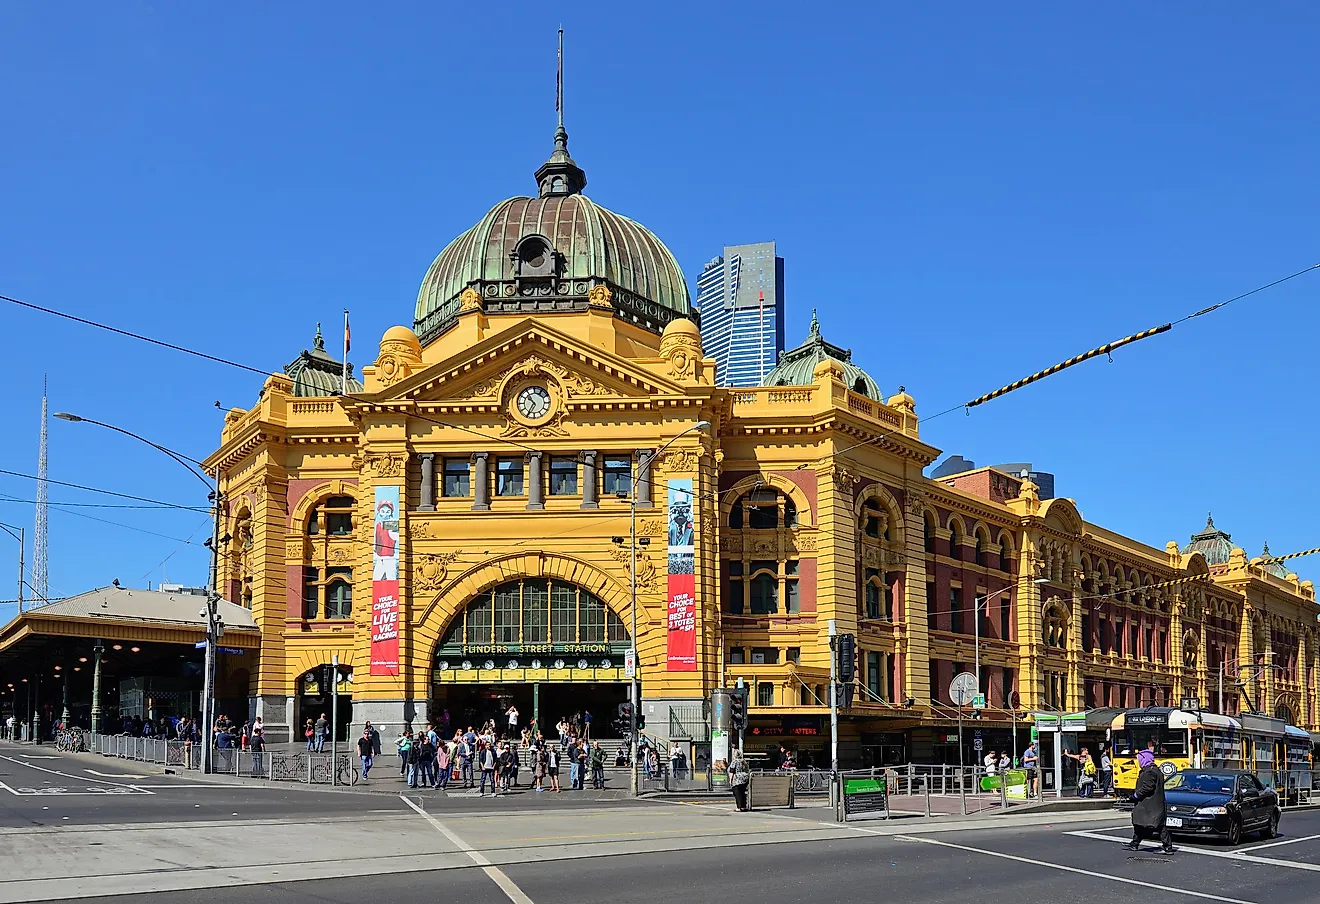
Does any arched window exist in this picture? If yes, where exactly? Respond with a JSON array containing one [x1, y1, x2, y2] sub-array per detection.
[[975, 531, 988, 567], [924, 512, 937, 553], [948, 521, 963, 561], [1043, 603, 1069, 649], [325, 571, 352, 619], [437, 579, 630, 657], [729, 500, 744, 530]]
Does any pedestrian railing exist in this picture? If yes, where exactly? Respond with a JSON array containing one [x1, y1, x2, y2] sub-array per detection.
[[83, 733, 357, 785]]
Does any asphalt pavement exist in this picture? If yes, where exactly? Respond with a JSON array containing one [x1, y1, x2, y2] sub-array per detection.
[[4, 740, 1319, 904]]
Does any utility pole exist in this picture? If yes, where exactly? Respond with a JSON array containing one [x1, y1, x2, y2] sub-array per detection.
[[628, 492, 639, 798], [331, 653, 339, 784], [828, 619, 839, 775]]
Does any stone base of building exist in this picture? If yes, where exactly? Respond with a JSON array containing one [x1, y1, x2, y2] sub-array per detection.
[[352, 698, 428, 743], [248, 695, 295, 744]]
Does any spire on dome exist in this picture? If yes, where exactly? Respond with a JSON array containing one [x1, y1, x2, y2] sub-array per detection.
[[535, 28, 587, 198], [313, 322, 325, 352], [809, 308, 820, 338]]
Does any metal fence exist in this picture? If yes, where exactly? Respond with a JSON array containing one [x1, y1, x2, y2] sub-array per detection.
[[84, 734, 356, 784]]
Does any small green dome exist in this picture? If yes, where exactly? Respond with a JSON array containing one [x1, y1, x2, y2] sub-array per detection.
[[764, 310, 882, 398], [283, 324, 362, 397], [413, 128, 691, 344]]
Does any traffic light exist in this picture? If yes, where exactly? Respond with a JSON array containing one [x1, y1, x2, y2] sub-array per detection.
[[835, 683, 854, 709], [837, 633, 856, 684], [615, 701, 634, 735], [730, 685, 748, 731], [637, 713, 646, 730]]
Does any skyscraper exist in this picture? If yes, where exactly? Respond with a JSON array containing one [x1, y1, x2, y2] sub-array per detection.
[[695, 241, 785, 387]]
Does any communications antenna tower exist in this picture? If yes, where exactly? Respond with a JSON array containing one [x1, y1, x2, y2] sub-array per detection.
[[33, 376, 49, 606]]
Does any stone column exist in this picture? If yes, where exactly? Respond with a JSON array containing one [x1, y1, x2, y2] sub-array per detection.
[[526, 452, 544, 510], [417, 453, 435, 512], [581, 451, 598, 509], [91, 640, 104, 734], [636, 449, 655, 508], [471, 453, 490, 511]]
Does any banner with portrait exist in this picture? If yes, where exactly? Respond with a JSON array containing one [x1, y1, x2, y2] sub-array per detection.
[[666, 477, 697, 671], [370, 485, 401, 676]]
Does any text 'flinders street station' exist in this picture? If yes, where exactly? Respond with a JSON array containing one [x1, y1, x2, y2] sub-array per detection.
[[200, 123, 1320, 766]]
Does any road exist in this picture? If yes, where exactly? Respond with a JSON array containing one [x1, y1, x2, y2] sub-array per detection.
[[3, 742, 1319, 904]]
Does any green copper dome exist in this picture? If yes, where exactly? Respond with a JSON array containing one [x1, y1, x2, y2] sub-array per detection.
[[1182, 513, 1233, 565], [764, 310, 882, 398], [413, 126, 691, 345], [283, 324, 362, 397]]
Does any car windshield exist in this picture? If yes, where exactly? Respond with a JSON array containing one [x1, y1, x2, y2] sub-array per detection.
[[1165, 771, 1235, 794]]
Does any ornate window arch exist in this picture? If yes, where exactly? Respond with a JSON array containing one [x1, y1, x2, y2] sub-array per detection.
[[722, 480, 810, 617], [923, 510, 938, 553], [294, 489, 357, 621], [1043, 599, 1069, 649], [947, 515, 965, 562]]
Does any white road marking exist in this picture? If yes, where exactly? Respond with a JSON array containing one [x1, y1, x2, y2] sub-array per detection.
[[1239, 832, 1320, 852], [400, 795, 535, 904], [1066, 829, 1320, 873], [18, 755, 59, 760], [85, 769, 155, 778], [897, 833, 1257, 904]]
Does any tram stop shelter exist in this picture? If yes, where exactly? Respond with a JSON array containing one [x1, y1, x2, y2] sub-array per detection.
[[0, 585, 258, 739]]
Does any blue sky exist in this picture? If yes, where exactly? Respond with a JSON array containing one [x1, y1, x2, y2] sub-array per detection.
[[1, 2, 1318, 621]]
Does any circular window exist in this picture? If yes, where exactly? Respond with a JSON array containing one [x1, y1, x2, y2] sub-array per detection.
[[519, 239, 548, 269]]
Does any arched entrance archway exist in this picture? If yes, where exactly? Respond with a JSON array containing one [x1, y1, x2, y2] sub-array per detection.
[[295, 663, 353, 743], [430, 577, 632, 741]]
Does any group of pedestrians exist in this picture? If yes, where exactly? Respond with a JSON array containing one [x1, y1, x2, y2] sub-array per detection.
[[360, 716, 611, 794], [979, 741, 1113, 799]]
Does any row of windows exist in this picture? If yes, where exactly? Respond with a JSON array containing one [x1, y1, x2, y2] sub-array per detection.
[[926, 584, 1013, 640], [728, 492, 798, 530], [440, 456, 633, 498], [1080, 613, 1168, 661]]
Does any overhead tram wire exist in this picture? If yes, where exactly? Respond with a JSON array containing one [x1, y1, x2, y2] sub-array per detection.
[[0, 467, 209, 512], [820, 262, 1320, 462], [9, 262, 1317, 472]]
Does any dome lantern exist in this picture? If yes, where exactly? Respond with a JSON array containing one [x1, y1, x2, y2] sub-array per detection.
[[764, 309, 882, 399]]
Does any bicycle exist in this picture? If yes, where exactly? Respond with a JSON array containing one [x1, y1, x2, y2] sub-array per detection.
[[55, 727, 86, 753]]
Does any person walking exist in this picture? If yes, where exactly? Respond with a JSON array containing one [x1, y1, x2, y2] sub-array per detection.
[[582, 710, 592, 741], [1127, 747, 1172, 853], [506, 704, 519, 736], [1022, 741, 1040, 798], [479, 741, 498, 795], [396, 729, 413, 780], [249, 727, 266, 777], [459, 734, 475, 788], [547, 742, 562, 792], [730, 748, 750, 811], [357, 727, 375, 781], [435, 739, 450, 790], [314, 713, 329, 753], [590, 741, 606, 789], [575, 739, 589, 790], [304, 718, 316, 752]]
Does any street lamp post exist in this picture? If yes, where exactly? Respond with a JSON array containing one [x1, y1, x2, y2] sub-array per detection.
[[616, 420, 709, 798], [53, 412, 222, 770], [0, 522, 24, 613]]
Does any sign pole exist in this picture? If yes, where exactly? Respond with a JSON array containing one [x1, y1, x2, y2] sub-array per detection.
[[828, 619, 838, 776], [331, 653, 339, 785]]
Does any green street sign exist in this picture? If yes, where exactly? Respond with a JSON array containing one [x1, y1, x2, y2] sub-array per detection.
[[1030, 726, 1039, 741], [972, 694, 986, 710]]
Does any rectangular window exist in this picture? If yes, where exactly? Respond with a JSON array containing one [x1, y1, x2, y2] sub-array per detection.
[[602, 455, 631, 497], [443, 459, 470, 497], [729, 647, 746, 665], [549, 457, 578, 495], [1003, 667, 1015, 709], [999, 596, 1011, 641], [926, 582, 936, 631], [1114, 618, 1124, 656], [1145, 626, 1154, 661], [751, 647, 779, 665], [494, 583, 520, 643], [523, 579, 548, 643], [786, 647, 800, 664], [466, 591, 492, 644], [326, 511, 353, 536], [786, 577, 800, 614], [800, 685, 814, 705], [727, 561, 744, 614], [302, 567, 319, 619], [495, 458, 524, 496], [950, 587, 963, 634], [757, 681, 774, 707], [1130, 623, 1139, 658], [867, 651, 882, 700], [1081, 614, 1093, 653], [550, 583, 577, 643]]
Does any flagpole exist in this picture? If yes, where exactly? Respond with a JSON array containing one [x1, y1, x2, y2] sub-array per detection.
[[342, 309, 349, 395]]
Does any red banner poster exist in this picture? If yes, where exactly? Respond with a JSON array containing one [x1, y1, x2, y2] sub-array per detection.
[[666, 477, 697, 671], [370, 485, 401, 676]]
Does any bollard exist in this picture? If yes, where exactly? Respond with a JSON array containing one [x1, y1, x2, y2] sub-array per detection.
[[924, 779, 932, 818], [1000, 774, 1009, 810]]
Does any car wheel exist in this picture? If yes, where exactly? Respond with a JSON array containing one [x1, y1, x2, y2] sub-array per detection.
[[1226, 817, 1242, 846], [1262, 810, 1279, 840]]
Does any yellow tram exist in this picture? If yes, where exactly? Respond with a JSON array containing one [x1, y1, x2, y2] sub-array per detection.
[[1110, 708, 1313, 800]]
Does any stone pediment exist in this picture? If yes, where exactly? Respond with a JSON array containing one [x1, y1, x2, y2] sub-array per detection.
[[365, 322, 691, 414]]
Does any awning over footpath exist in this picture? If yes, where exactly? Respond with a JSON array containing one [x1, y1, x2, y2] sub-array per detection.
[[0, 586, 259, 662]]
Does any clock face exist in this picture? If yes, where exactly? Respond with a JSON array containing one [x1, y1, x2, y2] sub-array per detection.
[[516, 384, 552, 420]]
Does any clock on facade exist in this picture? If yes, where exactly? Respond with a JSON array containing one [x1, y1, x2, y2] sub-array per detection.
[[515, 384, 552, 420]]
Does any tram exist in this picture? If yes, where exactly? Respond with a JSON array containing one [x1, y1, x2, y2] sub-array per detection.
[[1110, 707, 1314, 800]]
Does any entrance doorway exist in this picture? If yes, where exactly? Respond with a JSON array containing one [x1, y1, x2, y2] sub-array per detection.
[[431, 682, 630, 740]]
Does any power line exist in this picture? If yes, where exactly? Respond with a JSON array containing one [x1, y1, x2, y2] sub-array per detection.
[[0, 293, 270, 376], [0, 496, 192, 510], [0, 467, 209, 511], [0, 495, 206, 545]]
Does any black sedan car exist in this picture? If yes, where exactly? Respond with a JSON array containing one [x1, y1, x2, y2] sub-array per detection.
[[1163, 769, 1280, 845]]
